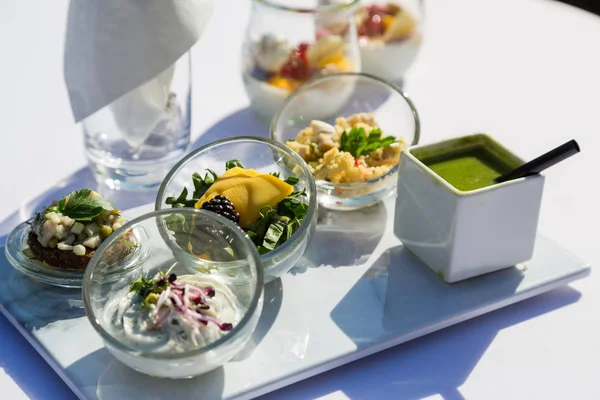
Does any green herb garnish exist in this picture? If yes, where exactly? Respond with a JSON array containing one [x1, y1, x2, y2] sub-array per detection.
[[129, 276, 163, 298], [57, 188, 115, 221], [225, 159, 246, 170], [283, 176, 299, 185], [165, 170, 217, 208], [244, 190, 308, 251], [165, 159, 309, 256], [339, 126, 396, 158]]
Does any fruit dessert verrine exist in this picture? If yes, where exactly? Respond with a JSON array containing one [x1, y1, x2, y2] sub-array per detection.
[[104, 268, 241, 353], [243, 27, 359, 120], [285, 112, 406, 183], [25, 188, 131, 269], [165, 159, 309, 256], [356, 2, 423, 82]]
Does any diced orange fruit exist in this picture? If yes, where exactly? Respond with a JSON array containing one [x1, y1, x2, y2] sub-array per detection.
[[268, 76, 294, 91], [330, 56, 353, 72], [195, 169, 294, 227], [382, 15, 395, 32], [317, 51, 345, 69]]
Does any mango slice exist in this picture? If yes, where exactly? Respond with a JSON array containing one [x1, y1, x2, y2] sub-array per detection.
[[195, 169, 294, 227]]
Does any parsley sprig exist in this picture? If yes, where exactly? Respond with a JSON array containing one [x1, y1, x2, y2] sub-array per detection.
[[339, 126, 397, 158]]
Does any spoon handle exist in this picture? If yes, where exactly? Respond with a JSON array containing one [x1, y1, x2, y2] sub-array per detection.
[[494, 139, 580, 184]]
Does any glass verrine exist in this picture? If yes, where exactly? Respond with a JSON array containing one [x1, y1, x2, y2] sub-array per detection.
[[156, 137, 318, 283], [271, 72, 420, 210], [5, 214, 149, 289], [82, 208, 264, 379], [241, 0, 361, 121], [83, 52, 192, 192], [356, 0, 425, 84]]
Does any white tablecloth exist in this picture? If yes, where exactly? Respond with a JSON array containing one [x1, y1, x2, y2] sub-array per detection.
[[1, 0, 599, 399]]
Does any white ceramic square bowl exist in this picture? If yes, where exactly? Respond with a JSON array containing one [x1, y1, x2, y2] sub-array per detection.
[[394, 134, 545, 283]]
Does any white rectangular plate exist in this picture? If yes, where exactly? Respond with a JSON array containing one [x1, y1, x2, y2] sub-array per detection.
[[0, 200, 590, 400]]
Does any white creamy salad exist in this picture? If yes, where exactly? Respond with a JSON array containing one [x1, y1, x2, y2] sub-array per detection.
[[104, 272, 241, 353]]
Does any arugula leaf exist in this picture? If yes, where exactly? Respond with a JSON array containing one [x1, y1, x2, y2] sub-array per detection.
[[283, 176, 299, 185], [339, 126, 397, 158], [226, 159, 246, 170], [58, 189, 115, 221], [271, 172, 280, 178]]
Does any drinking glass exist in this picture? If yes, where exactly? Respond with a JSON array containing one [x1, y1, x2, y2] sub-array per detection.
[[82, 52, 192, 192]]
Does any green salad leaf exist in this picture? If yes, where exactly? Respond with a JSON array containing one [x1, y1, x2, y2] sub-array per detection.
[[339, 126, 396, 158], [244, 189, 308, 253], [57, 188, 115, 221], [226, 159, 246, 170], [165, 159, 309, 255], [166, 170, 217, 208]]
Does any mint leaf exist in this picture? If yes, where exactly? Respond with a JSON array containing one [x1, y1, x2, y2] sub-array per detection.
[[57, 189, 115, 221]]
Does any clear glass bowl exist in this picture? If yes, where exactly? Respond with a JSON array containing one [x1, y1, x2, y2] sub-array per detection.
[[5, 216, 150, 288], [155, 137, 317, 283], [82, 208, 264, 379], [241, 0, 361, 121], [356, 0, 425, 83], [271, 72, 420, 210]]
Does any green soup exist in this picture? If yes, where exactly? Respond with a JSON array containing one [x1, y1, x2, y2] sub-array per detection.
[[420, 147, 511, 191]]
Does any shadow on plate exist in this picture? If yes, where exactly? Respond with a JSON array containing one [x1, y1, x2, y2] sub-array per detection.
[[0, 250, 85, 331], [191, 107, 270, 150], [0, 167, 157, 248], [289, 202, 387, 275], [64, 347, 225, 400], [263, 284, 581, 400], [231, 277, 283, 362], [288, 244, 580, 400]]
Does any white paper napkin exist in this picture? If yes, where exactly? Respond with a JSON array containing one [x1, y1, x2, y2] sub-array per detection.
[[64, 0, 214, 124]]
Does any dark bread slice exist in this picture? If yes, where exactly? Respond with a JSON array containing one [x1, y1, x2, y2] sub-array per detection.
[[27, 230, 134, 270], [27, 231, 92, 270]]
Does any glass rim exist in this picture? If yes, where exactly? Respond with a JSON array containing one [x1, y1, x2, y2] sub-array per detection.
[[252, 0, 360, 14], [156, 135, 318, 266], [82, 207, 265, 360], [269, 71, 421, 188]]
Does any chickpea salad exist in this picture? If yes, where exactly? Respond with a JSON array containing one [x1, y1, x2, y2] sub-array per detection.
[[285, 113, 406, 183]]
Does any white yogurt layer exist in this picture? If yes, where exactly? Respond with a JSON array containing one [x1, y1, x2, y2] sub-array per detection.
[[359, 33, 423, 82], [243, 73, 356, 121], [103, 273, 241, 354]]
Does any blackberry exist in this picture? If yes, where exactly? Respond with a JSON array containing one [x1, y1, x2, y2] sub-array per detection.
[[201, 195, 240, 225]]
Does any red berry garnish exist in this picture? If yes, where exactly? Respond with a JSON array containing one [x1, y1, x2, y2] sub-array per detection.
[[280, 42, 312, 80]]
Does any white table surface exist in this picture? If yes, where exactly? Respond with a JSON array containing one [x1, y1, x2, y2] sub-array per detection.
[[0, 0, 598, 399]]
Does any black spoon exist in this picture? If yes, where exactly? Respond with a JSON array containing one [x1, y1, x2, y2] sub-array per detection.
[[494, 139, 580, 184]]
